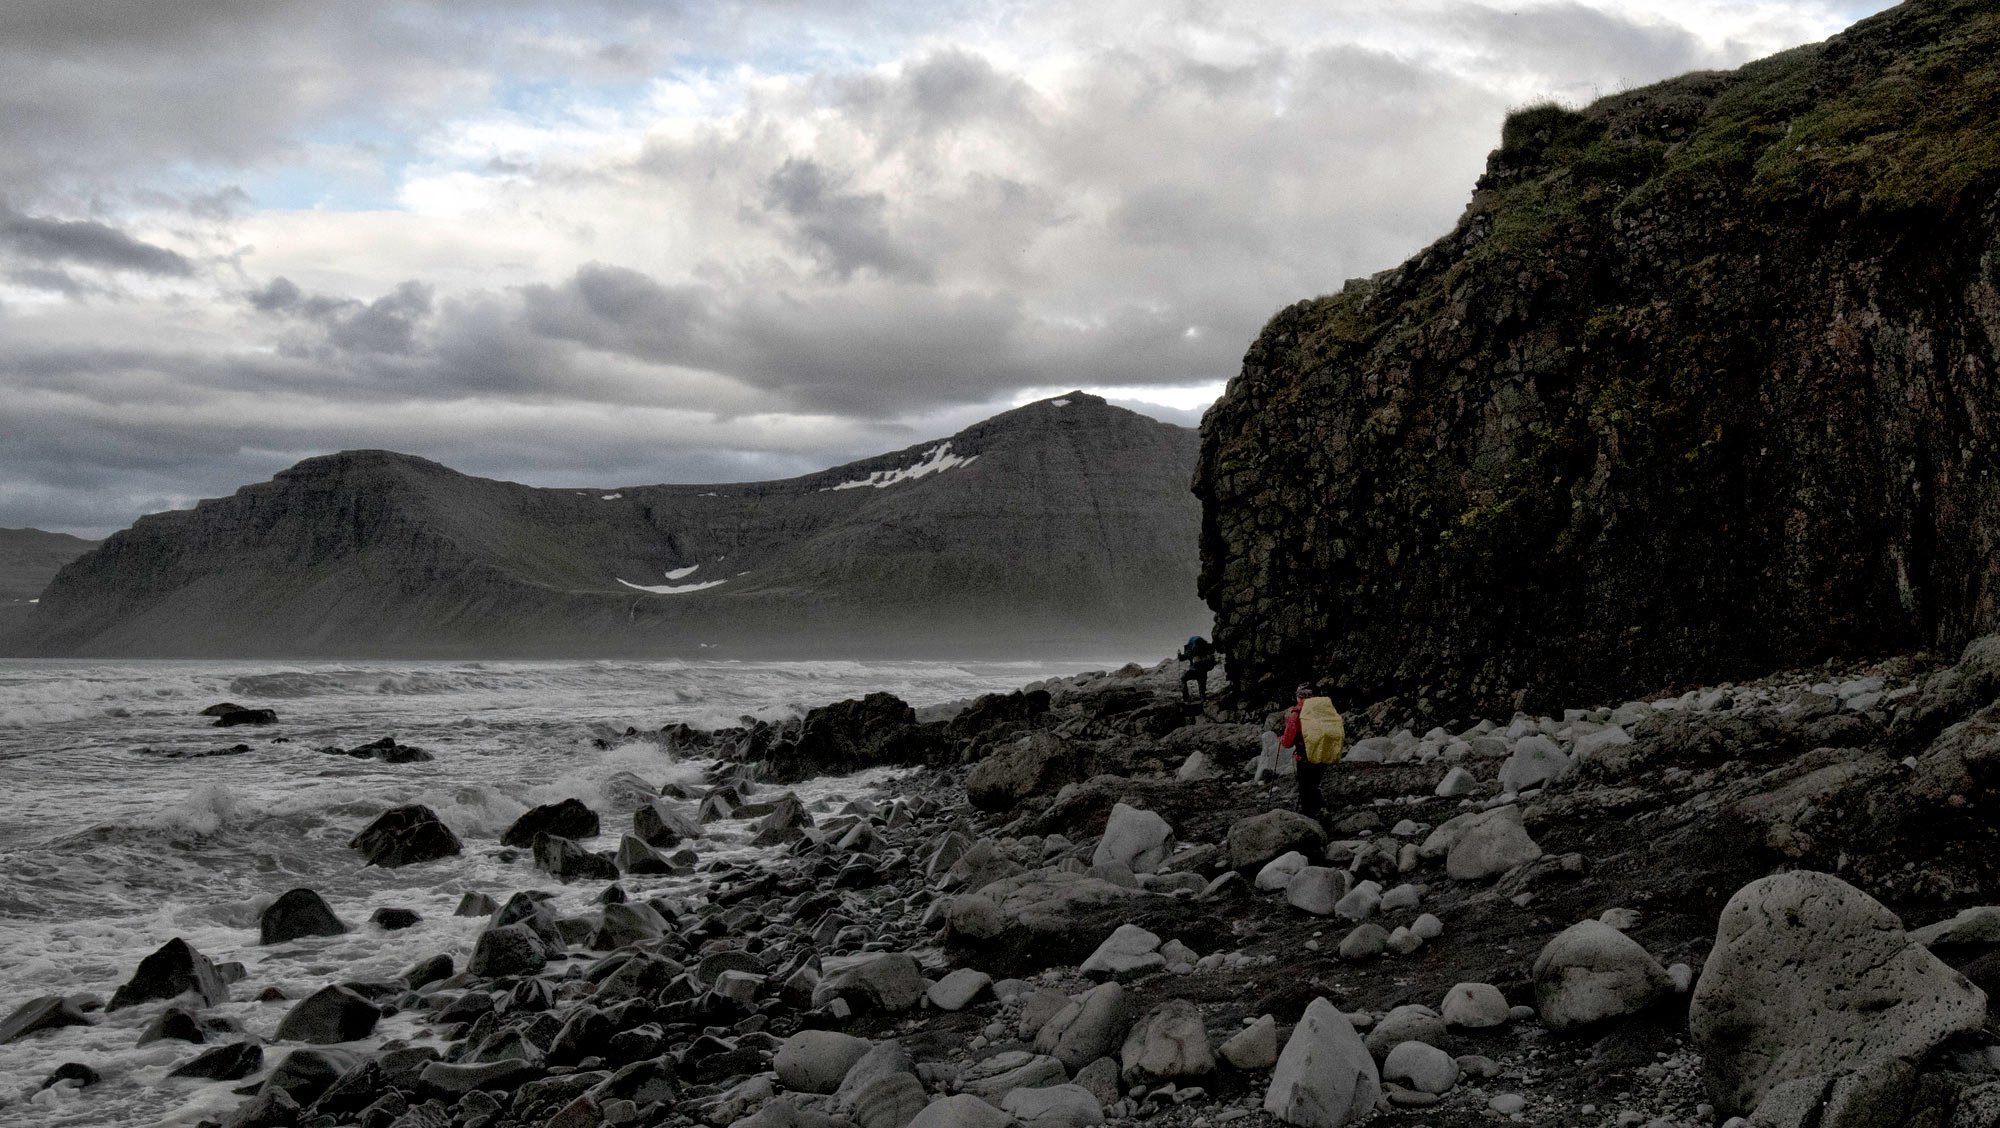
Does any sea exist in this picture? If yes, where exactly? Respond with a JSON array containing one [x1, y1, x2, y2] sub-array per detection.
[[0, 656, 1110, 1127]]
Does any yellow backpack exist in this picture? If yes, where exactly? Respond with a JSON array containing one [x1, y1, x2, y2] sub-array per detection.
[[1298, 697, 1346, 764]]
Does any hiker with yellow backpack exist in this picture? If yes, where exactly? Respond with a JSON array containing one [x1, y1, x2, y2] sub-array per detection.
[[1279, 682, 1346, 827]]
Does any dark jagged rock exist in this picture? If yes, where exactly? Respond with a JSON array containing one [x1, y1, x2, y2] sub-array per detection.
[[213, 707, 277, 727], [167, 1041, 263, 1080], [0, 995, 91, 1043], [533, 832, 621, 882], [257, 1047, 358, 1106], [136, 1006, 204, 1045], [108, 937, 228, 1011], [198, 702, 245, 716], [965, 732, 1085, 811], [221, 1086, 297, 1128], [260, 888, 346, 944], [273, 984, 382, 1044], [634, 799, 701, 846], [348, 804, 461, 867], [324, 735, 434, 762], [370, 906, 421, 930], [14, 394, 1203, 659], [1197, 0, 2000, 715], [469, 923, 549, 978], [752, 693, 946, 782], [502, 798, 600, 848], [403, 953, 453, 988]]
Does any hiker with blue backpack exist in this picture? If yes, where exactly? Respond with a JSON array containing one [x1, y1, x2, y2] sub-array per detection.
[[1178, 635, 1217, 702], [1279, 682, 1346, 827]]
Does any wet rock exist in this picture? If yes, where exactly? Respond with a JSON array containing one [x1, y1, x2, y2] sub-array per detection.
[[1444, 805, 1542, 881], [108, 937, 229, 1011], [1092, 803, 1173, 874], [403, 954, 453, 988], [1689, 870, 1988, 1117], [168, 1041, 263, 1080], [1, 995, 91, 1043], [1381, 1041, 1456, 1095], [533, 832, 621, 882], [502, 798, 600, 848], [419, 1056, 544, 1096], [1226, 809, 1328, 871], [614, 833, 674, 875], [1263, 997, 1378, 1128], [1001, 1084, 1106, 1128], [260, 888, 346, 944], [258, 1047, 358, 1106], [349, 804, 462, 868], [222, 1087, 298, 1128], [468, 923, 548, 978], [1119, 998, 1214, 1084], [1220, 1015, 1278, 1070], [213, 708, 278, 727], [634, 799, 702, 847], [594, 901, 670, 949], [369, 906, 420, 931], [813, 952, 925, 1012], [1533, 920, 1673, 1031], [273, 984, 381, 1044], [137, 1006, 204, 1045], [1036, 982, 1134, 1071], [346, 735, 433, 762], [455, 892, 498, 917]]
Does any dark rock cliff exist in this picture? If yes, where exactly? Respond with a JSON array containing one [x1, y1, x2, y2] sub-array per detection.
[[1196, 0, 2000, 716], [15, 394, 1206, 658]]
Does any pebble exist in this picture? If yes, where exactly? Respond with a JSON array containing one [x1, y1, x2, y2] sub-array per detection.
[[1489, 1093, 1526, 1114]]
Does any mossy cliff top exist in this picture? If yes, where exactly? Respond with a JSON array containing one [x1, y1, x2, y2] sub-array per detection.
[[1196, 0, 2000, 718]]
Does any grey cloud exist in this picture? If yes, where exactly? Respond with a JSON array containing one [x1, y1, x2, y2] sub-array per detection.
[[1450, 2, 1711, 86], [0, 204, 192, 276], [248, 277, 435, 356], [759, 159, 932, 282]]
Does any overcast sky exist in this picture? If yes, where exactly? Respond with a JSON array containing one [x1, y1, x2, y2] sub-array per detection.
[[0, 0, 1893, 537]]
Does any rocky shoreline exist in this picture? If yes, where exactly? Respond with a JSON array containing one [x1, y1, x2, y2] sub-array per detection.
[[7, 643, 2000, 1128]]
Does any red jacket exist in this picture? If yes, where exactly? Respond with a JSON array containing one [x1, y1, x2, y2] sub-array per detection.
[[1280, 704, 1303, 752]]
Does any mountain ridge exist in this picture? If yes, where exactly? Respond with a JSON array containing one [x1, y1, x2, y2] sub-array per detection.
[[15, 393, 1208, 658]]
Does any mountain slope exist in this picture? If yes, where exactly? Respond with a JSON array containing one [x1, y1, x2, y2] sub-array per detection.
[[15, 393, 1207, 658], [1196, 0, 2000, 714], [0, 528, 98, 602]]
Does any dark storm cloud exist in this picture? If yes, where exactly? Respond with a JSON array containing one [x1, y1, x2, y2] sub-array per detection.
[[0, 204, 191, 276]]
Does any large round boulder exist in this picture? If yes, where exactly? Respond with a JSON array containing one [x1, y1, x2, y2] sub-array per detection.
[[1444, 805, 1542, 881], [966, 733, 1084, 812], [1227, 809, 1329, 871], [1531, 920, 1672, 1030], [1091, 803, 1173, 875], [1688, 870, 1988, 1117]]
